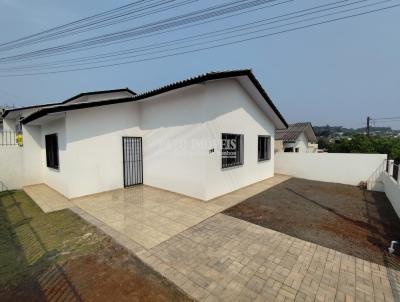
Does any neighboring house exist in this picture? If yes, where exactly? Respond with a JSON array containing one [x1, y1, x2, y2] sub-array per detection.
[[2, 88, 135, 133], [1, 70, 287, 201], [275, 122, 318, 153]]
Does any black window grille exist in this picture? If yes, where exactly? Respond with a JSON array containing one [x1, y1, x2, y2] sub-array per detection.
[[222, 133, 243, 168], [45, 134, 59, 169], [258, 136, 271, 161]]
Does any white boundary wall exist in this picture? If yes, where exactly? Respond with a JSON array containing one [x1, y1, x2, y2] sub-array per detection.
[[0, 146, 23, 190], [275, 153, 387, 190], [383, 172, 400, 218]]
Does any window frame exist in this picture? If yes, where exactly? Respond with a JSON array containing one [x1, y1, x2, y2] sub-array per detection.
[[258, 135, 271, 162], [45, 133, 59, 170], [221, 133, 244, 169]]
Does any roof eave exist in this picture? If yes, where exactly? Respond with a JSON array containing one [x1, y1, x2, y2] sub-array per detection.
[[244, 72, 288, 129], [22, 70, 288, 128], [2, 101, 61, 119], [61, 88, 136, 104]]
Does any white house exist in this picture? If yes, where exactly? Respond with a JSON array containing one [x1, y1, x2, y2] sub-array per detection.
[[275, 122, 318, 153], [1, 70, 288, 201]]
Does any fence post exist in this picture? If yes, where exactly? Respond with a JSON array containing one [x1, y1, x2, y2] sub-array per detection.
[[396, 161, 400, 185], [388, 160, 394, 177], [398, 170, 400, 185]]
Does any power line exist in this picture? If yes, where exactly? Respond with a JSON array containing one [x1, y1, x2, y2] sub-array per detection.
[[1, 4, 400, 77], [0, 0, 294, 64], [0, 0, 301, 69], [0, 0, 396, 73], [0, 0, 191, 51], [0, 0, 271, 55], [372, 116, 400, 121], [0, 0, 390, 69], [0, 0, 206, 52], [1, 2, 398, 77]]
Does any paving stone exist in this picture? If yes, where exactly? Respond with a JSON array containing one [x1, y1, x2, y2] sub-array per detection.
[[246, 275, 265, 294], [69, 186, 400, 302]]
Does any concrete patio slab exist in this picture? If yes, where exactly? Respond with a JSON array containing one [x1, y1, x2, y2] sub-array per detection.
[[23, 184, 73, 212], [138, 214, 400, 302], [71, 175, 290, 249]]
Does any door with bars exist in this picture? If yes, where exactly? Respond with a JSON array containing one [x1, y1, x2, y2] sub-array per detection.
[[122, 137, 143, 187]]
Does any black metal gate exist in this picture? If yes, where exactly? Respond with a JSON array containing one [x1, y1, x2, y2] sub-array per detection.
[[122, 137, 143, 187]]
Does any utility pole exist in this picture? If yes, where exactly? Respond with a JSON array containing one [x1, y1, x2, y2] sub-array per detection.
[[367, 116, 370, 137]]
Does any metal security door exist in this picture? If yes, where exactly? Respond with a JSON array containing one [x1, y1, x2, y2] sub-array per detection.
[[122, 137, 143, 187]]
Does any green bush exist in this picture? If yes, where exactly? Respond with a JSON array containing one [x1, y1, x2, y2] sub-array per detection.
[[322, 135, 400, 160]]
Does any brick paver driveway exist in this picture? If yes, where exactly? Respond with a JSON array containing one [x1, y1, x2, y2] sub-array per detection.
[[138, 214, 400, 302]]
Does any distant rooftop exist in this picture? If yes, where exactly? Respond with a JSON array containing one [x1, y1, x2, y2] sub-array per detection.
[[276, 122, 317, 143]]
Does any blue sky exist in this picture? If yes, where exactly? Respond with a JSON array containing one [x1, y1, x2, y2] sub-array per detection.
[[0, 0, 399, 129]]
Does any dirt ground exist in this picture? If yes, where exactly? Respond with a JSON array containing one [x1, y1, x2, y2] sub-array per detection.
[[1, 240, 192, 302], [0, 191, 192, 302], [224, 177, 400, 270]]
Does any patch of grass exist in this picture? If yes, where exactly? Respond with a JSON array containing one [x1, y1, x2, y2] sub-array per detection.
[[0, 190, 105, 287]]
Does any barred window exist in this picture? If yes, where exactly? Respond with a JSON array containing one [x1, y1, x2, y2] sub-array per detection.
[[222, 133, 243, 168], [258, 136, 271, 161]]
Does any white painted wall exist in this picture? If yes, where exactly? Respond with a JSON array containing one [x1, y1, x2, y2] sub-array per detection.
[[0, 146, 23, 190], [40, 117, 69, 197], [307, 143, 318, 153], [65, 102, 142, 198], [21, 124, 44, 187], [281, 133, 309, 153], [3, 118, 16, 132], [60, 79, 276, 200], [294, 133, 309, 152], [140, 85, 209, 200], [3, 107, 47, 132], [203, 79, 275, 200], [63, 86, 211, 200], [140, 79, 276, 200], [383, 172, 400, 218], [275, 152, 387, 189]]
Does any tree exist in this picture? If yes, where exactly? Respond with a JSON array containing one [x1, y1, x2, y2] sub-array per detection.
[[327, 135, 400, 160]]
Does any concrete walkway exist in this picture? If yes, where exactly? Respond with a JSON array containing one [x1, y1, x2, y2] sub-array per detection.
[[23, 184, 73, 212]]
